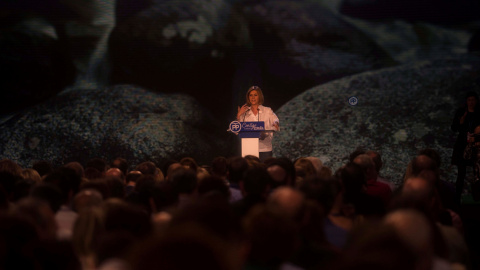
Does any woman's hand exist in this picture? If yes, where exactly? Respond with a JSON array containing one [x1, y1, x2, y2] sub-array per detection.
[[273, 122, 279, 131], [237, 104, 249, 119], [468, 133, 475, 143], [259, 131, 267, 140]]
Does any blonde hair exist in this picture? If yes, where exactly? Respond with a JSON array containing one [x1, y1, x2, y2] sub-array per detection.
[[72, 206, 105, 257], [246, 86, 264, 106], [294, 157, 317, 178]]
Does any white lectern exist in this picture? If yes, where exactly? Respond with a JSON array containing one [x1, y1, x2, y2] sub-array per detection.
[[241, 138, 259, 157]]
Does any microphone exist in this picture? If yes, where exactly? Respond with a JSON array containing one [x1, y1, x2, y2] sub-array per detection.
[[243, 107, 250, 122]]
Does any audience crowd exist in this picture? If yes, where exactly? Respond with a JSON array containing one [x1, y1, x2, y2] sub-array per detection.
[[0, 148, 475, 270]]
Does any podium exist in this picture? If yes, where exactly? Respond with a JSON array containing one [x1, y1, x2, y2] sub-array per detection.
[[228, 121, 265, 158]]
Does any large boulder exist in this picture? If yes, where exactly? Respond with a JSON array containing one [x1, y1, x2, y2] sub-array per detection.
[[0, 85, 231, 168], [274, 54, 480, 186]]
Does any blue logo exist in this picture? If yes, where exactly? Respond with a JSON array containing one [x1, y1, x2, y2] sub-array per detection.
[[229, 121, 242, 133], [348, 96, 358, 106]]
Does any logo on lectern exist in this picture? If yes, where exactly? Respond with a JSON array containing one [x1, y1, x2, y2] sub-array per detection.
[[229, 121, 242, 133]]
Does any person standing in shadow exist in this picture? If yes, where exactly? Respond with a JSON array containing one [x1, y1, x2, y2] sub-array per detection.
[[451, 91, 480, 207]]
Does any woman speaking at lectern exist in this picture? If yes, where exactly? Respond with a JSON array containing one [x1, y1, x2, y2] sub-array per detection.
[[236, 86, 280, 162]]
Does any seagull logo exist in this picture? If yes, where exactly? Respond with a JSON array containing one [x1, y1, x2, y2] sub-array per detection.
[[348, 96, 358, 106]]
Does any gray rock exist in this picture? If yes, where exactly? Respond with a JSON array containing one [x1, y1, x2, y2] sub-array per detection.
[[0, 85, 230, 168], [274, 54, 480, 186]]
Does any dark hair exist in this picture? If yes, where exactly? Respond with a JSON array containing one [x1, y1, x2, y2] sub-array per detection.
[[86, 158, 108, 173], [269, 157, 296, 187], [12, 179, 35, 202], [332, 222, 418, 270], [0, 213, 40, 269], [96, 231, 136, 267], [30, 183, 63, 213], [243, 205, 297, 268], [129, 224, 233, 270], [104, 176, 126, 199], [128, 174, 158, 214], [387, 192, 449, 258], [411, 155, 438, 177], [227, 156, 248, 184], [84, 167, 102, 180], [32, 160, 54, 177], [111, 158, 128, 176], [211, 157, 228, 177], [365, 150, 383, 173], [299, 176, 341, 213], [126, 172, 142, 184], [418, 148, 441, 168], [169, 167, 198, 194], [43, 167, 82, 204], [180, 157, 198, 172], [64, 162, 85, 179], [348, 147, 366, 162], [103, 200, 152, 238], [465, 91, 479, 101], [243, 167, 271, 195], [244, 155, 261, 166], [335, 162, 366, 199], [0, 159, 23, 177], [150, 181, 177, 212], [197, 176, 230, 200], [80, 180, 110, 200], [135, 161, 157, 175], [0, 171, 23, 196], [161, 159, 179, 178]]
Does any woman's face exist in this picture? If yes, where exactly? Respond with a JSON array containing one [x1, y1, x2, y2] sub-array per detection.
[[475, 126, 480, 134], [249, 90, 259, 106], [467, 96, 477, 110]]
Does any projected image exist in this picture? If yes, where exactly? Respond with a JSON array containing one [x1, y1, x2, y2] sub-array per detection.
[[1, 0, 480, 187]]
